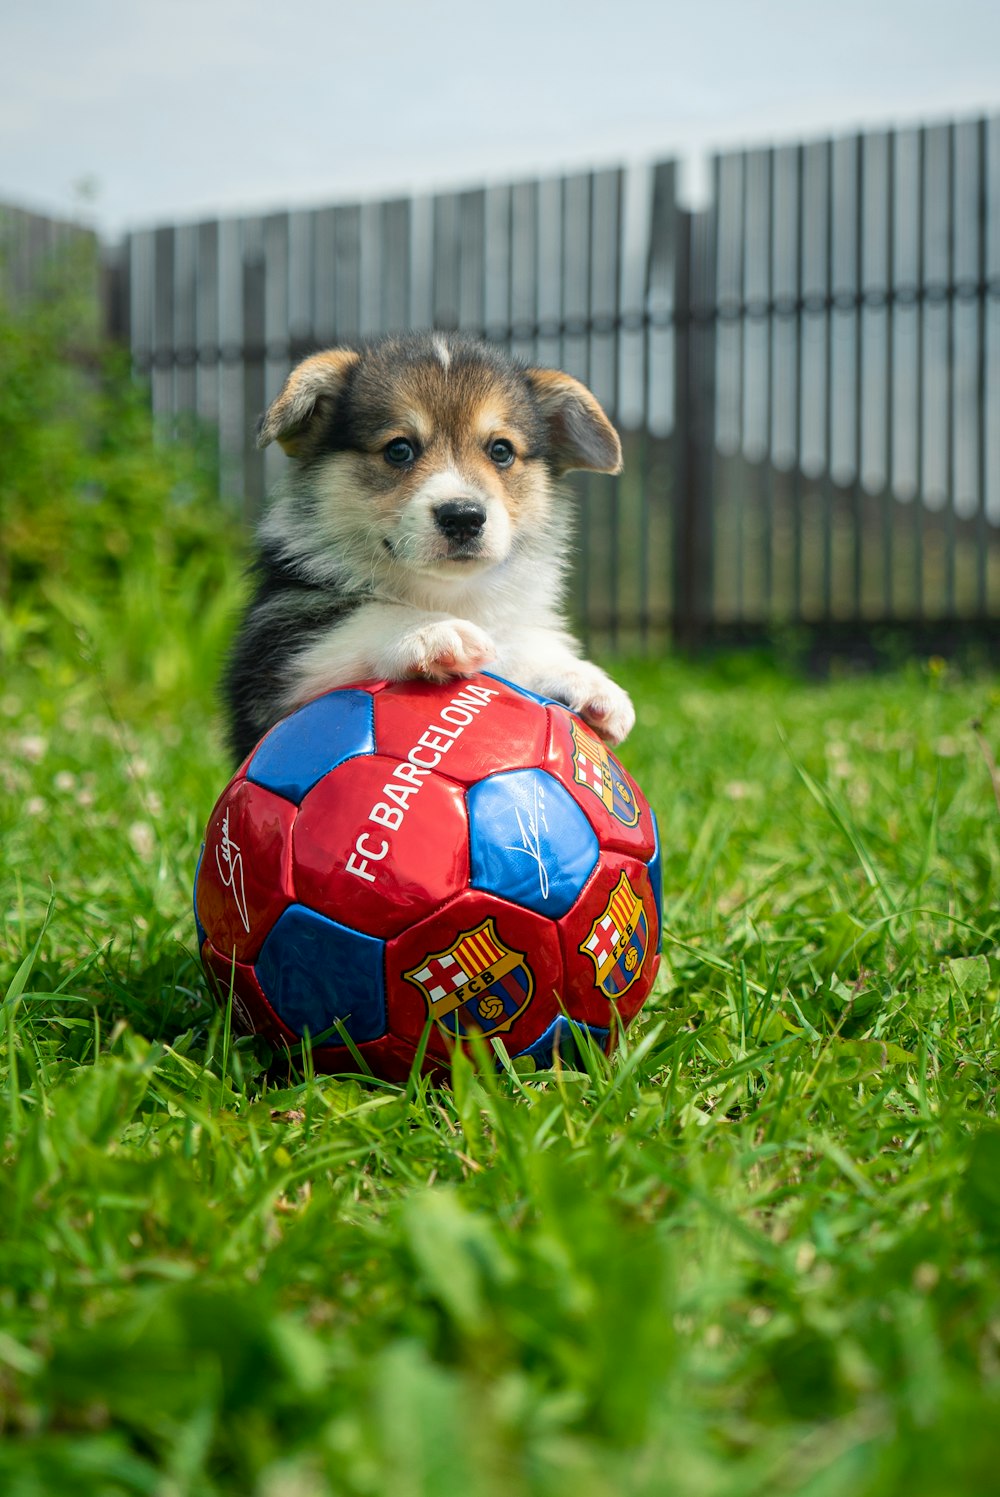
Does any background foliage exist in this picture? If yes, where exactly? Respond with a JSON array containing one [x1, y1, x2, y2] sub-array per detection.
[[1, 282, 999, 1496]]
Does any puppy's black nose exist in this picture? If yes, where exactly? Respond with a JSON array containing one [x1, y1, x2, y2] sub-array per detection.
[[434, 500, 487, 543]]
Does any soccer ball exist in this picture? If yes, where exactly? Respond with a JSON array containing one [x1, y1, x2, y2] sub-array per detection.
[[194, 673, 661, 1080]]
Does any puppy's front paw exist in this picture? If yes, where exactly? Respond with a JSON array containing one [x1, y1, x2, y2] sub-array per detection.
[[394, 619, 497, 682], [542, 663, 635, 746]]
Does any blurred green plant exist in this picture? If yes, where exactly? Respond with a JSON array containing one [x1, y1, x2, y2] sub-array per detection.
[[0, 269, 245, 715]]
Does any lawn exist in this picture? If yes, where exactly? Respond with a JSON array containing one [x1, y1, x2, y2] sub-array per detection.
[[2, 298, 1000, 1495]]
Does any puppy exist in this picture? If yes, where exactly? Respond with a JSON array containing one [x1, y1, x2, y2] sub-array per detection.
[[223, 333, 635, 763]]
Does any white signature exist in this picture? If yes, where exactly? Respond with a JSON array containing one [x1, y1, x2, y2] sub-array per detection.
[[215, 809, 250, 932], [505, 781, 551, 900]]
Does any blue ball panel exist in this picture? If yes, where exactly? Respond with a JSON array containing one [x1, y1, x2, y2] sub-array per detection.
[[648, 809, 663, 946], [468, 768, 599, 918], [247, 690, 375, 804], [513, 1016, 610, 1070], [193, 845, 207, 951], [254, 903, 386, 1044]]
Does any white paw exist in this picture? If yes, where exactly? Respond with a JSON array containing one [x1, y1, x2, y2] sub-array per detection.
[[393, 619, 497, 682], [540, 663, 635, 746]]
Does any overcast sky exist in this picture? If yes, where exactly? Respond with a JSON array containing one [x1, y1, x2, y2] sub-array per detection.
[[2, 0, 998, 236]]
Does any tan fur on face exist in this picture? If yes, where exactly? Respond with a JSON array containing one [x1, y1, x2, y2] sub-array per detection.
[[312, 372, 550, 579]]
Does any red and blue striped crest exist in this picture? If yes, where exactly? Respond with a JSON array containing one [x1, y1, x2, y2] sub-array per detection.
[[579, 872, 650, 998], [570, 719, 640, 827], [403, 919, 534, 1036]]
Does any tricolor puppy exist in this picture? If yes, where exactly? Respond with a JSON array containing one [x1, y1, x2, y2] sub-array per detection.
[[224, 333, 635, 763]]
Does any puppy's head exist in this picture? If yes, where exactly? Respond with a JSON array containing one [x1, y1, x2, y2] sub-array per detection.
[[257, 334, 621, 582]]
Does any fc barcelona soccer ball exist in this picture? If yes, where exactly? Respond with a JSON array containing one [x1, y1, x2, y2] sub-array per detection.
[[194, 673, 661, 1080]]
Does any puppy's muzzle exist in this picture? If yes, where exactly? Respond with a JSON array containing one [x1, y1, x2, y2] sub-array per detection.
[[434, 500, 487, 551]]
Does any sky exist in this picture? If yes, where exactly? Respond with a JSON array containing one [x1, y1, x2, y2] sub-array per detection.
[[2, 0, 999, 237]]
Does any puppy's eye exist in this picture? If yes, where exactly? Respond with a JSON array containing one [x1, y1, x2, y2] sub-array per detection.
[[385, 438, 417, 466], [488, 438, 515, 468]]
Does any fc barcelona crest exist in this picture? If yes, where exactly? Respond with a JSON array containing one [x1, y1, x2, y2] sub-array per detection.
[[580, 872, 650, 998], [570, 719, 640, 827], [403, 919, 534, 1036]]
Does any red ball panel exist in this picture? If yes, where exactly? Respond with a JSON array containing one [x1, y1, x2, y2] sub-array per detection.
[[311, 1033, 421, 1083], [557, 853, 661, 1033], [196, 778, 297, 963], [373, 674, 547, 786], [293, 754, 470, 939], [543, 707, 657, 862], [202, 941, 299, 1050], [385, 890, 565, 1065]]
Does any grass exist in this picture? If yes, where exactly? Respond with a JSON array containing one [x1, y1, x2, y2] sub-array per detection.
[[3, 631, 1000, 1495], [2, 290, 999, 1494]]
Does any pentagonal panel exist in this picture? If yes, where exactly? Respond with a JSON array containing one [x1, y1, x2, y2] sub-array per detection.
[[293, 754, 469, 938], [254, 904, 386, 1044], [246, 688, 376, 803], [543, 706, 656, 861], [467, 767, 599, 918], [511, 1015, 611, 1070], [556, 853, 661, 1031], [202, 941, 298, 1051], [195, 777, 297, 963], [647, 809, 663, 940], [386, 890, 564, 1064], [193, 847, 208, 951], [374, 674, 547, 786]]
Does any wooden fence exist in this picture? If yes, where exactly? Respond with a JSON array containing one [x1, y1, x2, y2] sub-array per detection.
[[5, 113, 1000, 655]]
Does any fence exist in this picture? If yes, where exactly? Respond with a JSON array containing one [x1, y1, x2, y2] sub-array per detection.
[[6, 112, 1000, 655]]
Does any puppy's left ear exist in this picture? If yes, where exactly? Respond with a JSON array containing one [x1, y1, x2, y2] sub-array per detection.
[[525, 368, 623, 476], [257, 348, 360, 457]]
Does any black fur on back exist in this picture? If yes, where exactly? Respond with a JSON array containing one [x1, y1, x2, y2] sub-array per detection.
[[223, 543, 359, 763]]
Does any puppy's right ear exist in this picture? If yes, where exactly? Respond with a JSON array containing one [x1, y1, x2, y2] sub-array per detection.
[[256, 348, 360, 457]]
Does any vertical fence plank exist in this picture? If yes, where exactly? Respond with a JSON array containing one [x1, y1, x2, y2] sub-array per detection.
[[645, 160, 677, 638], [673, 209, 716, 646], [241, 217, 266, 519], [915, 127, 927, 619], [976, 118, 989, 614], [509, 180, 538, 363], [173, 222, 198, 427], [883, 132, 896, 619], [262, 213, 290, 493], [195, 220, 220, 438], [313, 206, 337, 346], [380, 198, 411, 334], [432, 192, 461, 332], [334, 205, 362, 341]]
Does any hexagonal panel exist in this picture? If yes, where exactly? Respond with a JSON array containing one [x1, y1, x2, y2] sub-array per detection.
[[374, 674, 547, 786], [254, 903, 386, 1044], [195, 777, 297, 963], [467, 767, 599, 918], [556, 853, 661, 1031], [293, 754, 469, 939], [543, 706, 656, 861], [311, 1031, 422, 1083], [247, 688, 376, 804], [385, 890, 564, 1064]]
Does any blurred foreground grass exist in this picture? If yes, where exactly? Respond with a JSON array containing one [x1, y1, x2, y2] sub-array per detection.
[[2, 285, 1000, 1495]]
